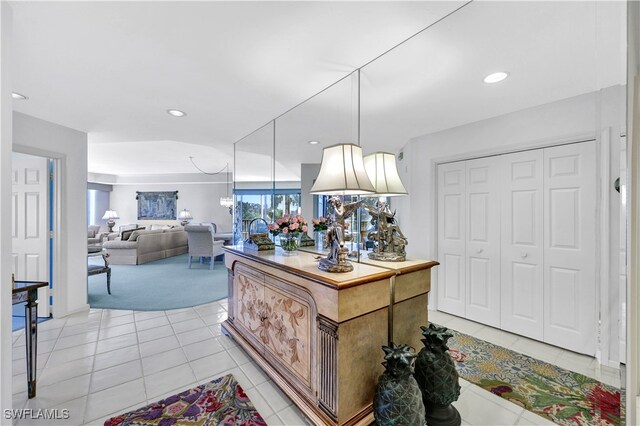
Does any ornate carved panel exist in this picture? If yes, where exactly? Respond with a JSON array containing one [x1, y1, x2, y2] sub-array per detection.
[[235, 268, 265, 342], [262, 284, 312, 385]]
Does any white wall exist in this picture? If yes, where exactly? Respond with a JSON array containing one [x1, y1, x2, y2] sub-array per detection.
[[110, 184, 233, 232], [13, 112, 88, 319], [0, 2, 12, 416]]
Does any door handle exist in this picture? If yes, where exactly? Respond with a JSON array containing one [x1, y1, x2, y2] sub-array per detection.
[[476, 249, 483, 254], [521, 252, 528, 258]]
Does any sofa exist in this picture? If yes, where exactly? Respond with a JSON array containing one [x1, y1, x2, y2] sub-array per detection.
[[102, 228, 188, 265]]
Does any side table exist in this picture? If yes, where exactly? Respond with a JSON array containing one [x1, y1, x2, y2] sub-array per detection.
[[12, 277, 49, 398]]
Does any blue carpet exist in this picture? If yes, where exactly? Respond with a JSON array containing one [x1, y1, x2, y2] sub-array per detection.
[[88, 254, 228, 311]]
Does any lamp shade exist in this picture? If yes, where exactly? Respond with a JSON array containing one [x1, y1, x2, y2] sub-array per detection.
[[309, 143, 375, 195], [363, 152, 408, 197], [102, 210, 119, 220], [178, 209, 193, 220]]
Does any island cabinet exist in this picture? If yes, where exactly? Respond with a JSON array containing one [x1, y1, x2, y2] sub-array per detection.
[[221, 247, 438, 426]]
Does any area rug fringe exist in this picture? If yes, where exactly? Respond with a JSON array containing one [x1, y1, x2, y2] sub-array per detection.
[[104, 374, 266, 425], [444, 327, 623, 426]]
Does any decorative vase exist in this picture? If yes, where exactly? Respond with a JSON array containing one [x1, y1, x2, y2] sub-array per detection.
[[279, 233, 302, 255], [373, 343, 426, 426], [414, 323, 462, 426]]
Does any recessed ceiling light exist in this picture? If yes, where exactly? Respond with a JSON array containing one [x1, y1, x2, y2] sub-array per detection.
[[12, 92, 28, 100], [308, 140, 319, 145], [483, 72, 509, 84], [167, 109, 186, 117]]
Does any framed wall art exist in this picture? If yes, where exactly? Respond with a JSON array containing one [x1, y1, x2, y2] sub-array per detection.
[[136, 191, 178, 220]]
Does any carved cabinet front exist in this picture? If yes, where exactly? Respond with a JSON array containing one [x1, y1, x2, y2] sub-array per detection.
[[233, 264, 316, 396]]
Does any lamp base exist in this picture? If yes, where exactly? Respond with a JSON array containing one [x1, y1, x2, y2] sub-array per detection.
[[106, 220, 115, 233], [181, 220, 189, 226], [368, 250, 406, 262]]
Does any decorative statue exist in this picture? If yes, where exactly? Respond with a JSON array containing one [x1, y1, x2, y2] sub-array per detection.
[[363, 200, 408, 262], [414, 323, 461, 426], [373, 343, 426, 426], [318, 196, 363, 272]]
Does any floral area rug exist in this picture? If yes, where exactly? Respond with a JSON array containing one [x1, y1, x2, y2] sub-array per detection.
[[445, 328, 623, 425], [104, 374, 266, 426]]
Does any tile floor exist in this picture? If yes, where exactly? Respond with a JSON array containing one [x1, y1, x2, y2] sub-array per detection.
[[10, 302, 623, 425]]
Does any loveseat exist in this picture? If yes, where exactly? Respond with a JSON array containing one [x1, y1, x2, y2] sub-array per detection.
[[102, 228, 188, 265]]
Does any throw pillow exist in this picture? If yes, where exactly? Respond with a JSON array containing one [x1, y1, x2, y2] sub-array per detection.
[[122, 227, 144, 241]]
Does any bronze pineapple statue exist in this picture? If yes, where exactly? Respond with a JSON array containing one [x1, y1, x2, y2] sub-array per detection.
[[414, 323, 461, 426], [373, 343, 426, 426]]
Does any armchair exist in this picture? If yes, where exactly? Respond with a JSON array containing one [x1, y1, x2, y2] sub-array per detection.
[[88, 225, 105, 246], [184, 224, 224, 270]]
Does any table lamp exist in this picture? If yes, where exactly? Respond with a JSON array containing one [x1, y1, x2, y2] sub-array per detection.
[[309, 143, 375, 272], [363, 152, 408, 261], [102, 209, 119, 233]]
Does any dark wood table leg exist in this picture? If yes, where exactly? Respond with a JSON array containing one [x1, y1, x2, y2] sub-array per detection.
[[25, 289, 38, 398]]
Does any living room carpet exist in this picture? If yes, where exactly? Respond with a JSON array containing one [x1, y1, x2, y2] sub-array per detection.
[[445, 327, 623, 426], [88, 254, 228, 311], [104, 374, 266, 426]]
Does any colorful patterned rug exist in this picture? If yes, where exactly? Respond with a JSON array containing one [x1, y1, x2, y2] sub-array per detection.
[[445, 328, 623, 426], [104, 374, 266, 426]]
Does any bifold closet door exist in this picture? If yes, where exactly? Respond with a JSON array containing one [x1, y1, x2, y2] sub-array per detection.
[[465, 157, 501, 327], [437, 162, 466, 317], [500, 150, 544, 340], [543, 142, 596, 355]]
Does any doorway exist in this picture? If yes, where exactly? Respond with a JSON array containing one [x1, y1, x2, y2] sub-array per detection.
[[11, 152, 53, 327]]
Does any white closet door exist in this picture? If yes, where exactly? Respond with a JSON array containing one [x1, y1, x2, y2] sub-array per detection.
[[465, 157, 501, 327], [543, 142, 597, 355], [500, 150, 544, 340], [437, 162, 466, 317]]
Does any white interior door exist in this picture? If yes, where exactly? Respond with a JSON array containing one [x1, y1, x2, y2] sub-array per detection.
[[543, 142, 597, 355], [465, 157, 501, 327], [437, 161, 466, 317], [500, 150, 544, 340], [12, 152, 50, 317]]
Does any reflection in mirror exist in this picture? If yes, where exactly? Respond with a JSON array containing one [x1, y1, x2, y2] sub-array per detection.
[[233, 121, 274, 243], [275, 73, 361, 255]]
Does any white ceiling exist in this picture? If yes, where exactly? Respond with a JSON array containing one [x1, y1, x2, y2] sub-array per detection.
[[10, 1, 467, 176], [11, 1, 626, 179]]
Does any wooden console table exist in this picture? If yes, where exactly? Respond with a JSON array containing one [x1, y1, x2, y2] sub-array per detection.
[[221, 246, 437, 426], [12, 278, 49, 399]]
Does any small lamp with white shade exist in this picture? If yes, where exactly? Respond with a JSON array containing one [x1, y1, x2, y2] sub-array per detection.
[[309, 143, 375, 272], [178, 209, 193, 226], [362, 152, 409, 262], [102, 209, 120, 233]]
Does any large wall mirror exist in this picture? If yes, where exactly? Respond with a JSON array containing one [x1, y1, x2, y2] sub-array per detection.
[[232, 1, 628, 411]]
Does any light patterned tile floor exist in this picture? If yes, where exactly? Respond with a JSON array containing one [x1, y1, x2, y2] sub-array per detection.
[[10, 302, 622, 425]]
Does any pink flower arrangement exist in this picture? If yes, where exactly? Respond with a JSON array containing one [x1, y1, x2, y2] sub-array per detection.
[[312, 216, 330, 232], [269, 214, 308, 236]]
